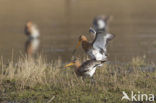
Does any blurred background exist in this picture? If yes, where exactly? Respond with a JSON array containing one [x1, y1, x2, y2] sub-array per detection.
[[0, 0, 156, 63]]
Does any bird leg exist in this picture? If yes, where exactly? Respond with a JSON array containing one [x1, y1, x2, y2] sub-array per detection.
[[91, 77, 96, 85]]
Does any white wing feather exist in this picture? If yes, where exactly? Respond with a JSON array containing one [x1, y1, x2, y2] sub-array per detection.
[[93, 33, 114, 53]]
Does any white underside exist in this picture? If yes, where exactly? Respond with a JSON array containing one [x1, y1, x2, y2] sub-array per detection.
[[31, 39, 40, 52], [31, 25, 40, 38], [85, 67, 96, 77], [93, 33, 113, 51], [88, 49, 107, 61]]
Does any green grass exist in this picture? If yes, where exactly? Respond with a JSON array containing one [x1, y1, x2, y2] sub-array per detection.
[[0, 56, 155, 103]]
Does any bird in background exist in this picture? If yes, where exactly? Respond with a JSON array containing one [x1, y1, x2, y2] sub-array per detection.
[[73, 15, 115, 61], [24, 21, 40, 57]]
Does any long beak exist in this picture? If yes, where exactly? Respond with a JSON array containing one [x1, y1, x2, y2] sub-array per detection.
[[72, 40, 81, 54], [64, 62, 74, 68], [75, 40, 81, 49]]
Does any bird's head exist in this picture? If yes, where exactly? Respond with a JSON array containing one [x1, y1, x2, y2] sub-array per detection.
[[26, 21, 33, 29], [72, 35, 88, 54], [75, 35, 87, 49], [79, 35, 87, 41]]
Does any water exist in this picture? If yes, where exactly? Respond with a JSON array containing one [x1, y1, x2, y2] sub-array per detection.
[[0, 0, 156, 63]]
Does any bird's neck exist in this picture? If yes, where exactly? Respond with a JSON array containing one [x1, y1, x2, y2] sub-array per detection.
[[74, 62, 81, 69], [82, 40, 91, 52], [96, 28, 107, 34]]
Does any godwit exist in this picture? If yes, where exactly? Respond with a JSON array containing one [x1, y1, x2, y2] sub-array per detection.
[[89, 16, 115, 57], [24, 21, 40, 57], [73, 16, 115, 61], [64, 58, 104, 77]]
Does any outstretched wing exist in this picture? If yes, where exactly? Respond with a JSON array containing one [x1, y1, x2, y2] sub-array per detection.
[[92, 33, 115, 53]]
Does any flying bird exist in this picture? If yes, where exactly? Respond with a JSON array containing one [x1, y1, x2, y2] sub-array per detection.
[[89, 15, 115, 57], [73, 15, 115, 61]]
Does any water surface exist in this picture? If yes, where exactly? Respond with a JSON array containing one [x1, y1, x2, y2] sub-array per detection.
[[0, 0, 156, 62]]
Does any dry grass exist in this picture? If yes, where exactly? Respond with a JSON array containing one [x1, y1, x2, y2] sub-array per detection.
[[0, 56, 155, 103]]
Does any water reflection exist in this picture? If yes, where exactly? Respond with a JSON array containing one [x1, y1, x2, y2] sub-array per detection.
[[24, 21, 40, 57]]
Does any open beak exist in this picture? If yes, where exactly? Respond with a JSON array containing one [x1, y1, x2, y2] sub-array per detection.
[[64, 62, 74, 68]]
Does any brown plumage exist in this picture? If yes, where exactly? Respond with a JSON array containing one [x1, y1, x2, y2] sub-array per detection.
[[74, 35, 107, 61], [24, 21, 32, 36], [64, 59, 103, 77], [73, 16, 115, 61], [79, 35, 92, 52], [24, 21, 40, 57]]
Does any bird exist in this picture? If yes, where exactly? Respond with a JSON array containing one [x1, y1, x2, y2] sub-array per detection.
[[89, 16, 115, 57], [64, 58, 104, 77], [73, 16, 115, 61], [24, 21, 40, 57]]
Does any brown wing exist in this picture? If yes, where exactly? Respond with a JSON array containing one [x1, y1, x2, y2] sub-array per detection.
[[78, 59, 102, 73], [82, 41, 92, 52]]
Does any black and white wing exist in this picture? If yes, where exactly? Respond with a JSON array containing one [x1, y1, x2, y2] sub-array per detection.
[[92, 33, 115, 53]]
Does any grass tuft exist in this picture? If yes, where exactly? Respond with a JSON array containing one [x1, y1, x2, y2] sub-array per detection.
[[0, 56, 155, 103]]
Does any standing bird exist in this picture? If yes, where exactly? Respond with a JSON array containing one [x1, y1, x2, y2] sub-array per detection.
[[73, 16, 115, 61], [24, 21, 40, 57], [64, 58, 104, 77]]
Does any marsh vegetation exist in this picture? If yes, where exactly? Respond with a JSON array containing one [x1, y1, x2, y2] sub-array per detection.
[[0, 56, 155, 103]]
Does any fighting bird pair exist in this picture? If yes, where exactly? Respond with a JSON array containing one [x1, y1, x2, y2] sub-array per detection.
[[24, 16, 115, 78], [65, 15, 115, 78]]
